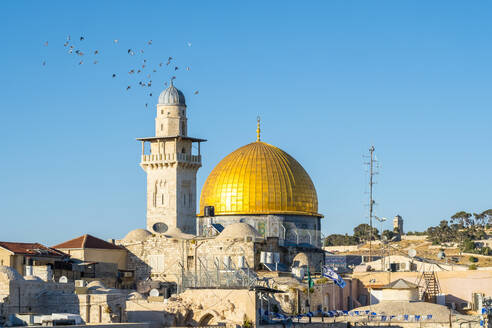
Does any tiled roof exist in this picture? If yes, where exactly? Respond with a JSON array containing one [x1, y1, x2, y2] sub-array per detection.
[[0, 241, 67, 258], [52, 234, 123, 250], [384, 278, 419, 289]]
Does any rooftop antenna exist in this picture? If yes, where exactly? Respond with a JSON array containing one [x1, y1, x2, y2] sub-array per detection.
[[364, 146, 378, 262]]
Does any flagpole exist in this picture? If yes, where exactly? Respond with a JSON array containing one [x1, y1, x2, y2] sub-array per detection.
[[307, 264, 312, 323]]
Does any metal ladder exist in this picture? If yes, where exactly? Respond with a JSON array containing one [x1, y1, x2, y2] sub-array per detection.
[[418, 271, 441, 303]]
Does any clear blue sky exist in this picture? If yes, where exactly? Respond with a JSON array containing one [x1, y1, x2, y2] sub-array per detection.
[[1, 1, 491, 245]]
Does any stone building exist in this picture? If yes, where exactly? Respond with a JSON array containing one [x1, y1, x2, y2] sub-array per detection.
[[137, 80, 205, 235], [118, 222, 325, 288], [53, 234, 130, 288], [0, 265, 127, 326], [0, 241, 69, 280], [53, 234, 127, 270], [394, 214, 404, 234], [0, 266, 77, 324]]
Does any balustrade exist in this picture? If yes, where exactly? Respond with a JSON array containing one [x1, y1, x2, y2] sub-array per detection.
[[141, 153, 201, 165]]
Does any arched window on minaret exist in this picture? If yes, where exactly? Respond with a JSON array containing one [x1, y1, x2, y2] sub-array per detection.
[[181, 121, 186, 135]]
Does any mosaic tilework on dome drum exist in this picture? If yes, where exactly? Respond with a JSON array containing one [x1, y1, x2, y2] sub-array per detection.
[[199, 141, 320, 217]]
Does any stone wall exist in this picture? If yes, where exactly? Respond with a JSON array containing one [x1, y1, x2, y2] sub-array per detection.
[[126, 288, 257, 328], [0, 276, 78, 319], [323, 245, 361, 253], [78, 292, 127, 324]]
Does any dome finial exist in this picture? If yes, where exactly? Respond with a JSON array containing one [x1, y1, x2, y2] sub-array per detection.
[[256, 116, 261, 142]]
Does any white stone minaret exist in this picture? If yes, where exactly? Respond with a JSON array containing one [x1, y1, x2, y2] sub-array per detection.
[[138, 81, 205, 235]]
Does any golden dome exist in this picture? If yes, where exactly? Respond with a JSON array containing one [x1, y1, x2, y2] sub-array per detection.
[[199, 141, 320, 217]]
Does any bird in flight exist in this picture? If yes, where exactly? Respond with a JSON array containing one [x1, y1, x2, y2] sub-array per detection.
[[80, 36, 85, 41], [44, 41, 48, 46], [112, 74, 116, 78], [194, 90, 199, 95]]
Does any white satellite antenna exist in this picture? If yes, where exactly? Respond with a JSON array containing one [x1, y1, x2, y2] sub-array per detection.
[[59, 276, 68, 283], [149, 288, 160, 297], [408, 249, 417, 258]]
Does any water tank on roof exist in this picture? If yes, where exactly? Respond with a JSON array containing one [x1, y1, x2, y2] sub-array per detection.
[[237, 256, 245, 268], [260, 252, 267, 264], [266, 252, 274, 264], [273, 252, 280, 264], [223, 256, 231, 269]]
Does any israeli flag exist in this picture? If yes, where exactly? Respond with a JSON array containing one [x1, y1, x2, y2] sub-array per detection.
[[322, 265, 346, 288]]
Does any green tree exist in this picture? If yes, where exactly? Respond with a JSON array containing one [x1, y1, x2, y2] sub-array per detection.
[[382, 230, 395, 241], [480, 209, 492, 226], [451, 211, 472, 228], [323, 234, 358, 246], [353, 223, 379, 242]]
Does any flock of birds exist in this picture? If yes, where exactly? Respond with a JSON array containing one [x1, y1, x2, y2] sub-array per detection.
[[42, 36, 199, 108]]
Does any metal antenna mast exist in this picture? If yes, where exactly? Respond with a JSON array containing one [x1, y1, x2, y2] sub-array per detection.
[[366, 146, 377, 262]]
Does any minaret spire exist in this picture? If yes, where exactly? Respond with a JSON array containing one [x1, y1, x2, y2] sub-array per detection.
[[256, 116, 261, 142]]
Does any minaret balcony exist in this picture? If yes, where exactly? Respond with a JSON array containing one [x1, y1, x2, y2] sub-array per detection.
[[141, 153, 202, 167]]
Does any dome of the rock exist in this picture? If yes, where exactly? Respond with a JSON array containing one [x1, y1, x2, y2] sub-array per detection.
[[199, 141, 319, 217]]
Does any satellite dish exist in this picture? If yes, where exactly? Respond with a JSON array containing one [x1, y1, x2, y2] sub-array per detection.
[[408, 249, 417, 258], [437, 251, 446, 260], [149, 288, 160, 297], [59, 276, 68, 283]]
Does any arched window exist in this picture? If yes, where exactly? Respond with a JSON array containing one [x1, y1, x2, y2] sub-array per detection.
[[181, 147, 186, 153]]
